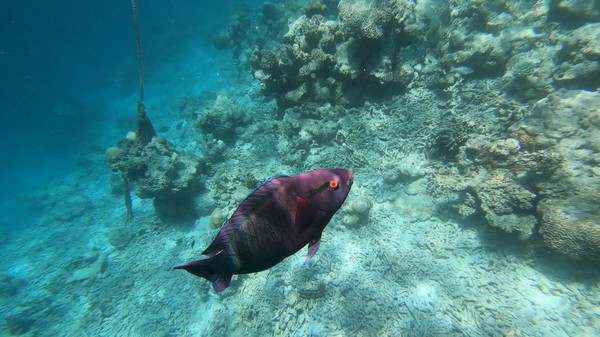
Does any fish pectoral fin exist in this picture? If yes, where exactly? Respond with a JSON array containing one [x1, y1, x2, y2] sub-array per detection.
[[294, 195, 308, 225], [304, 236, 322, 264]]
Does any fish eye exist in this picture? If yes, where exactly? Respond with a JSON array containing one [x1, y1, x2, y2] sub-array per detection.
[[329, 180, 339, 189]]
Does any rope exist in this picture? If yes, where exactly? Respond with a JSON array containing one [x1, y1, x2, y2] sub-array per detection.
[[131, 0, 155, 145], [123, 174, 134, 221], [131, 0, 144, 106]]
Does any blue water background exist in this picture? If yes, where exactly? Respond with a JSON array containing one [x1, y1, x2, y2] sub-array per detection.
[[0, 1, 255, 230]]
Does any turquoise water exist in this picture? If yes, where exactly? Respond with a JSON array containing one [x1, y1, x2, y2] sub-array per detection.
[[1, 1, 599, 336]]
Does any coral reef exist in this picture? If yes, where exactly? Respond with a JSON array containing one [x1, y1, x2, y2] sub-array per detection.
[[10, 2, 600, 337], [440, 89, 600, 260], [525, 90, 600, 261], [250, 4, 410, 107], [201, 0, 600, 261], [106, 134, 200, 221], [212, 2, 315, 69], [248, 0, 599, 108]]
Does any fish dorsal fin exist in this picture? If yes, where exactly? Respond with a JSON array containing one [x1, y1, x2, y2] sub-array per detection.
[[234, 175, 288, 216], [202, 215, 243, 256], [202, 175, 288, 256]]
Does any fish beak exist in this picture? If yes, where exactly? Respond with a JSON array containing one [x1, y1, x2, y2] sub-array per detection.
[[347, 171, 353, 186]]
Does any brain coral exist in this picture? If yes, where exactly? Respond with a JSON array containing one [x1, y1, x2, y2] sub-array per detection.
[[538, 198, 600, 262]]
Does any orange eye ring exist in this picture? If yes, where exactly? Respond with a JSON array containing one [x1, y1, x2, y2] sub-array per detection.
[[329, 180, 339, 189]]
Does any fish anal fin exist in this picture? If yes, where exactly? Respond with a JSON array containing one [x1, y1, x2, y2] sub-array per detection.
[[212, 275, 232, 293], [304, 235, 322, 264], [173, 258, 233, 292]]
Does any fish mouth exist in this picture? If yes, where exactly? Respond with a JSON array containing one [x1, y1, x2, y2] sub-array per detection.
[[347, 171, 354, 186]]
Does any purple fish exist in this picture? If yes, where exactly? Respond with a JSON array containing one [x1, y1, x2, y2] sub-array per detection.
[[174, 168, 353, 292]]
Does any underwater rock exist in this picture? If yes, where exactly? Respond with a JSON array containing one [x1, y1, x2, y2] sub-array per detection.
[[394, 193, 434, 223], [441, 30, 508, 76], [453, 134, 555, 238], [213, 4, 289, 68], [246, 0, 599, 108], [457, 135, 520, 169], [552, 23, 600, 90], [550, 0, 600, 23], [573, 23, 600, 58], [209, 207, 226, 229], [350, 198, 371, 215], [0, 274, 26, 296], [454, 192, 478, 218], [221, 13, 251, 57], [342, 197, 372, 228], [136, 137, 200, 220], [108, 226, 136, 250], [304, 0, 329, 17], [298, 281, 326, 299], [343, 214, 361, 227], [503, 48, 557, 100], [212, 31, 231, 50], [516, 89, 600, 194], [203, 138, 226, 164], [104, 147, 126, 165], [196, 95, 250, 144], [404, 177, 428, 196], [5, 314, 35, 335], [49, 195, 93, 223], [67, 253, 107, 283], [553, 61, 600, 86], [383, 172, 401, 185], [194, 193, 216, 216], [472, 169, 537, 238]]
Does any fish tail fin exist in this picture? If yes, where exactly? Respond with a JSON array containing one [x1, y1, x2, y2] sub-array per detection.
[[173, 258, 232, 292]]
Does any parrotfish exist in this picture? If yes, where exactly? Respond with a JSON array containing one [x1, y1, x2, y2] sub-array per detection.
[[174, 168, 353, 292]]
